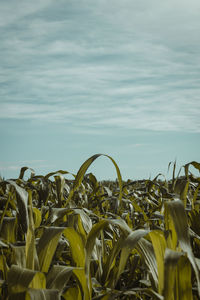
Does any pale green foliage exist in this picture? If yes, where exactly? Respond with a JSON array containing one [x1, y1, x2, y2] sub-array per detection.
[[0, 156, 200, 299]]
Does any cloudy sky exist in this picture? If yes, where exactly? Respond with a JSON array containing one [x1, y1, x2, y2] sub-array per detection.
[[0, 0, 200, 180]]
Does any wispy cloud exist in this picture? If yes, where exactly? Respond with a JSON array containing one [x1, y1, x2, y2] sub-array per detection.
[[0, 0, 200, 134], [0, 160, 53, 175]]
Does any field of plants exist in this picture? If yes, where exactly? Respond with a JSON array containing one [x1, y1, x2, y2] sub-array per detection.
[[0, 154, 200, 300]]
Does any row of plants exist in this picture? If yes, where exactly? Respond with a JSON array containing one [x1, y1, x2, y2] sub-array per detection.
[[0, 154, 200, 299]]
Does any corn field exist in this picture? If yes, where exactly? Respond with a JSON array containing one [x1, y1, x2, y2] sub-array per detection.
[[0, 154, 200, 300]]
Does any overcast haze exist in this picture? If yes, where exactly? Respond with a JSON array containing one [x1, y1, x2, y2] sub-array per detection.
[[0, 0, 200, 180]]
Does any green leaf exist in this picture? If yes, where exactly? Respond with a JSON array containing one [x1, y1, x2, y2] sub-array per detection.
[[25, 191, 39, 270], [184, 161, 200, 178], [0, 217, 17, 243], [46, 208, 69, 224], [19, 167, 35, 180], [63, 228, 85, 267], [7, 265, 46, 294], [102, 236, 124, 287], [44, 170, 70, 180], [163, 248, 183, 300], [11, 245, 26, 268], [176, 255, 193, 300], [149, 230, 167, 294], [164, 202, 177, 250], [7, 180, 29, 234], [62, 286, 82, 300], [46, 265, 73, 290], [73, 268, 90, 300], [32, 207, 42, 228], [116, 229, 149, 288], [54, 174, 65, 207], [85, 219, 110, 297], [167, 199, 200, 297], [66, 154, 123, 210], [37, 227, 65, 272], [0, 239, 8, 248], [25, 288, 60, 300], [137, 238, 158, 290]]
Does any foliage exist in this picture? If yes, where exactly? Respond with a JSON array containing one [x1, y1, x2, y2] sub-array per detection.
[[0, 155, 200, 299]]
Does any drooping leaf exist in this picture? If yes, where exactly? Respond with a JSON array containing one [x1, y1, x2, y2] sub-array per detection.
[[137, 238, 158, 290], [164, 202, 177, 250], [46, 265, 73, 290], [46, 208, 69, 224], [44, 170, 70, 180], [184, 161, 200, 178], [102, 235, 126, 287], [62, 286, 82, 300], [66, 154, 123, 210], [116, 229, 149, 288], [32, 207, 42, 229], [149, 230, 167, 294], [11, 245, 26, 268], [19, 167, 35, 180], [85, 219, 110, 297], [176, 255, 193, 300], [0, 239, 8, 248], [37, 227, 65, 272], [25, 288, 60, 300], [163, 248, 183, 300], [7, 180, 29, 234], [63, 228, 85, 267], [73, 268, 91, 300], [167, 199, 200, 297], [7, 265, 46, 294], [0, 217, 17, 243]]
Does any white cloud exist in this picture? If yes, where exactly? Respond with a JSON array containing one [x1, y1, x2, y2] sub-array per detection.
[[0, 0, 53, 27], [0, 0, 200, 134], [0, 160, 53, 174]]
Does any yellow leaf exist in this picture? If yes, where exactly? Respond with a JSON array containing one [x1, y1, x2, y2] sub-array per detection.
[[149, 230, 167, 294], [37, 227, 64, 272], [63, 228, 85, 267], [62, 286, 82, 300]]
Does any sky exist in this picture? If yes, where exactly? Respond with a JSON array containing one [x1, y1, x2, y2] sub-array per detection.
[[0, 0, 200, 181]]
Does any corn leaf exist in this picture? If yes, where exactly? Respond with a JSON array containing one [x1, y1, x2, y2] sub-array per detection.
[[116, 229, 149, 287], [63, 227, 85, 267], [37, 227, 64, 272], [25, 288, 60, 300], [163, 248, 183, 300], [167, 199, 200, 297], [102, 235, 125, 287], [66, 154, 123, 209], [176, 255, 193, 300], [46, 265, 73, 290], [62, 286, 82, 300], [26, 191, 39, 270], [11, 245, 26, 268], [137, 238, 158, 290], [44, 170, 70, 180], [46, 207, 68, 224], [73, 268, 90, 300], [54, 174, 65, 207], [149, 230, 167, 294], [85, 219, 110, 297], [184, 161, 200, 177], [19, 167, 35, 180], [32, 207, 42, 228], [7, 265, 46, 294], [0, 217, 16, 243], [164, 202, 177, 250], [7, 180, 29, 234]]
